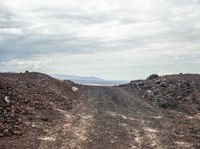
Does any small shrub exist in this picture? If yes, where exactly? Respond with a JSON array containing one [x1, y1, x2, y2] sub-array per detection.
[[147, 74, 159, 80]]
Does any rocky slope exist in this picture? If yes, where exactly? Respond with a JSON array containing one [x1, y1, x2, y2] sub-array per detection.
[[121, 73, 200, 114], [0, 72, 79, 138]]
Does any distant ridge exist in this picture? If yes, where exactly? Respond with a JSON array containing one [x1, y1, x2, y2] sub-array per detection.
[[50, 74, 129, 86]]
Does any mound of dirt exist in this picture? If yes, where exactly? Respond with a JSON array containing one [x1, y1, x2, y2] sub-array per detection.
[[0, 72, 79, 138], [122, 74, 200, 114]]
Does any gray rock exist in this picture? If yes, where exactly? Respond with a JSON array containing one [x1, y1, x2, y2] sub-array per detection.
[[23, 99, 30, 104], [177, 96, 182, 100], [4, 96, 11, 106], [147, 90, 154, 97], [0, 133, 4, 137], [160, 82, 167, 87], [147, 90, 152, 94], [41, 117, 49, 121], [13, 130, 21, 135], [155, 79, 161, 84], [3, 129, 9, 135]]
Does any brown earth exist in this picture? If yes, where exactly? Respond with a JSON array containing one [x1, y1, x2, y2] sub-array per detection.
[[0, 72, 200, 149], [121, 74, 200, 114]]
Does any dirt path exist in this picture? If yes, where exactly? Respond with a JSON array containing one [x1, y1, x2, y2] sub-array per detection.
[[1, 73, 199, 149], [37, 86, 198, 149], [82, 86, 168, 149]]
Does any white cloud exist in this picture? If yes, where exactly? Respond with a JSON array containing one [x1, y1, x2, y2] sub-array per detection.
[[1, 0, 200, 79]]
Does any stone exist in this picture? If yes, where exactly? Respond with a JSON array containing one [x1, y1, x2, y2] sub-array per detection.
[[147, 90, 152, 94], [177, 96, 182, 100], [160, 82, 167, 87], [0, 133, 4, 137], [3, 129, 9, 135], [23, 99, 30, 104], [155, 79, 161, 84], [41, 117, 49, 121], [13, 130, 21, 135], [4, 96, 11, 106], [72, 86, 78, 92]]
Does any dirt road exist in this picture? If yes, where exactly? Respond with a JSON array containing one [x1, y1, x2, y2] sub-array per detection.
[[1, 73, 199, 149], [37, 86, 199, 149]]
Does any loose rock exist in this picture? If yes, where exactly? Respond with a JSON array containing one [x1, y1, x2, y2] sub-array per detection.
[[72, 86, 79, 92], [4, 96, 11, 106], [124, 74, 200, 114]]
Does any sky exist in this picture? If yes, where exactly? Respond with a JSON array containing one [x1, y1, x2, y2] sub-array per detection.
[[0, 0, 200, 80]]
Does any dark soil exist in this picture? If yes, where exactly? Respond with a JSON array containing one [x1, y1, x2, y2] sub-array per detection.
[[121, 74, 200, 114], [0, 72, 81, 148], [0, 72, 200, 149]]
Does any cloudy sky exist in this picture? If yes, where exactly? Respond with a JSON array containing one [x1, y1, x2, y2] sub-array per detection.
[[0, 0, 200, 80]]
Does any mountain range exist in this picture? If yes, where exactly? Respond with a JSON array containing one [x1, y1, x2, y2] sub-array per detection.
[[50, 74, 129, 86]]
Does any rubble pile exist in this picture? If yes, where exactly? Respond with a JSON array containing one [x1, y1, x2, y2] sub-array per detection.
[[0, 72, 78, 137], [0, 76, 27, 137], [126, 74, 200, 114]]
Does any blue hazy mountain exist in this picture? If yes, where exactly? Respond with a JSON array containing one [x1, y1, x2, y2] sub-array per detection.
[[50, 74, 129, 86]]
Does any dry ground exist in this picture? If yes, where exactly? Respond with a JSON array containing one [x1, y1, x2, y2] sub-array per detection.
[[0, 73, 200, 149]]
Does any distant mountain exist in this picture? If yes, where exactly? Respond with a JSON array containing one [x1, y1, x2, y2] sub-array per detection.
[[50, 74, 129, 86]]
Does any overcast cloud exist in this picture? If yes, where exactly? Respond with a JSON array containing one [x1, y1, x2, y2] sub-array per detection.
[[0, 0, 200, 80]]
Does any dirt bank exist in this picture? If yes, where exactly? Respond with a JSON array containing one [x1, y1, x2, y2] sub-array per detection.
[[0, 73, 200, 149]]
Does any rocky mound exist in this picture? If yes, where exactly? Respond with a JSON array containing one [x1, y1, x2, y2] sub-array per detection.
[[123, 74, 200, 114], [0, 72, 79, 137]]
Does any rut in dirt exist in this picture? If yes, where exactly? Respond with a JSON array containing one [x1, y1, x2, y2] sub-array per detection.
[[80, 86, 166, 149], [37, 85, 199, 149]]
